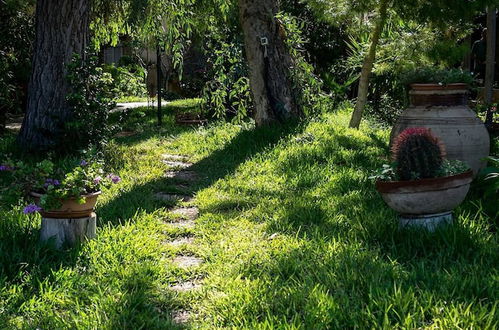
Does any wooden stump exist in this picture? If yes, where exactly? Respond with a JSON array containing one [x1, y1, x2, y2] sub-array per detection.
[[40, 213, 97, 249]]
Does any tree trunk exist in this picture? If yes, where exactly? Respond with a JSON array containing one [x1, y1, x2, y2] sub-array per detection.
[[349, 0, 389, 129], [238, 0, 301, 126], [485, 7, 497, 127], [18, 0, 90, 150]]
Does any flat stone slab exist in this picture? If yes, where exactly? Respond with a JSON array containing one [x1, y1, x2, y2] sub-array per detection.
[[164, 220, 195, 229], [172, 310, 190, 324], [164, 171, 199, 182], [155, 193, 193, 203], [162, 160, 193, 169], [168, 236, 195, 247], [171, 207, 199, 221], [162, 154, 189, 162], [170, 281, 202, 292], [173, 256, 203, 269]]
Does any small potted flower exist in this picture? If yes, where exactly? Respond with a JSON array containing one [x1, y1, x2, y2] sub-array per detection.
[[373, 127, 473, 230], [24, 160, 121, 218]]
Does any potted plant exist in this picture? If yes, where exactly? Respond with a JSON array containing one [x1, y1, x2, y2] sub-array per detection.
[[391, 68, 490, 175], [19, 159, 121, 218], [373, 127, 473, 230]]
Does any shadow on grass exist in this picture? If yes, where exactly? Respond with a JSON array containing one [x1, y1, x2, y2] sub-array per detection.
[[98, 120, 302, 226]]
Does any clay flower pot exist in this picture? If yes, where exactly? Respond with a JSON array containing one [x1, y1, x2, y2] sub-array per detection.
[[376, 170, 473, 230], [30, 191, 101, 218], [391, 83, 490, 175]]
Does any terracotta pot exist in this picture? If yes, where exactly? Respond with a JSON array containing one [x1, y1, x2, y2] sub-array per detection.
[[31, 191, 101, 218], [376, 170, 473, 215], [391, 83, 490, 175]]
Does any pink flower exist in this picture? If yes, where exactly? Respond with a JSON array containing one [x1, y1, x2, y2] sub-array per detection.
[[93, 176, 103, 185]]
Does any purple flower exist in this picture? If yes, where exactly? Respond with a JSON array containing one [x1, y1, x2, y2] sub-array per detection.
[[44, 178, 60, 188], [23, 204, 42, 214], [111, 175, 121, 184], [93, 176, 103, 185], [107, 174, 121, 184], [0, 165, 13, 171], [80, 160, 88, 166]]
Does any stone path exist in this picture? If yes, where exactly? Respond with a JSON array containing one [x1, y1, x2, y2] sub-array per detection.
[[158, 153, 203, 326], [111, 101, 169, 113]]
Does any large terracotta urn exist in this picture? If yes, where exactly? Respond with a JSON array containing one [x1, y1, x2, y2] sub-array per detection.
[[391, 84, 490, 175]]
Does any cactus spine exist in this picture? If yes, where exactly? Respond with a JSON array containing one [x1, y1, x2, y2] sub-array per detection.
[[392, 127, 445, 181]]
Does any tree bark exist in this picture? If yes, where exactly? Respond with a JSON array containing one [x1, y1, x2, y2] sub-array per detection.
[[238, 0, 302, 126], [18, 0, 90, 150], [485, 7, 497, 127], [349, 0, 389, 129]]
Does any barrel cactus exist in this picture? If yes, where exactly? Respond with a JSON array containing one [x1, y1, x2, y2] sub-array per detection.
[[392, 127, 446, 181]]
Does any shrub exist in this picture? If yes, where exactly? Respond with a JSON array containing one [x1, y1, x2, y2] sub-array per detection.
[[65, 53, 117, 151], [104, 63, 147, 99], [400, 67, 475, 88]]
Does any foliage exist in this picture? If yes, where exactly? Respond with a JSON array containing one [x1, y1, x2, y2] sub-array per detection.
[[103, 62, 147, 99], [476, 156, 499, 216], [0, 0, 35, 119], [201, 28, 252, 123], [279, 13, 332, 117], [0, 158, 120, 211], [65, 54, 117, 151], [303, 0, 489, 126], [400, 67, 475, 87], [392, 127, 445, 180]]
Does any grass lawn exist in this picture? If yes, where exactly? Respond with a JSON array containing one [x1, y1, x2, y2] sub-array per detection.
[[0, 100, 498, 328]]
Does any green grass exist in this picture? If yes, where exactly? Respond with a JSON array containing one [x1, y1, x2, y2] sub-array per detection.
[[0, 102, 498, 328]]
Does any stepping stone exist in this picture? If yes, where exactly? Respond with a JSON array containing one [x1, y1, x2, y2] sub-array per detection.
[[155, 193, 193, 203], [173, 256, 203, 269], [162, 160, 193, 169], [162, 154, 188, 162], [165, 170, 199, 182], [171, 207, 199, 220], [168, 236, 195, 247], [172, 310, 190, 324], [165, 220, 195, 229], [170, 280, 202, 292]]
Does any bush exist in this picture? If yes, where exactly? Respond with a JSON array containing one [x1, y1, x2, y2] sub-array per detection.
[[65, 53, 117, 151], [104, 62, 147, 99]]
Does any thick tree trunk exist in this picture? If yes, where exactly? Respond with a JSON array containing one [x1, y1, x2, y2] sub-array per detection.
[[349, 0, 389, 129], [485, 7, 497, 127], [238, 0, 302, 126], [18, 0, 90, 150]]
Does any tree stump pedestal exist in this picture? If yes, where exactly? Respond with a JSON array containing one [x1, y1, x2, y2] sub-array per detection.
[[40, 213, 97, 249]]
